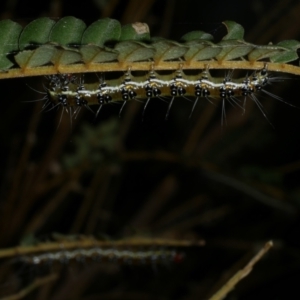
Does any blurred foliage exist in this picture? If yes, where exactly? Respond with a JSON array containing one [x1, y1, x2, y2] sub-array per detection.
[[63, 119, 119, 168]]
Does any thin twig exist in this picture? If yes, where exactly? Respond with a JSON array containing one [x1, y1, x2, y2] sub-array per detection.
[[208, 241, 274, 300]]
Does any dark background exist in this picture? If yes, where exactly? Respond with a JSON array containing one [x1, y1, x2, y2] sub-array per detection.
[[0, 0, 300, 299]]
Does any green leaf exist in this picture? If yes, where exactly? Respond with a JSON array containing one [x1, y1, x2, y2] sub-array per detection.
[[270, 50, 299, 63], [184, 41, 221, 61], [14, 45, 56, 68], [181, 31, 214, 41], [19, 17, 56, 50], [49, 16, 86, 46], [0, 17, 300, 71], [82, 18, 121, 46], [276, 40, 300, 49], [152, 40, 188, 62], [114, 41, 155, 62], [80, 45, 118, 63], [268, 40, 300, 63], [120, 22, 150, 41], [222, 20, 245, 40], [0, 20, 22, 70], [216, 40, 253, 61], [51, 47, 82, 65], [247, 45, 282, 61]]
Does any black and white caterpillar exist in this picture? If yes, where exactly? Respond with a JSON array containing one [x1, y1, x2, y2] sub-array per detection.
[[41, 66, 287, 121]]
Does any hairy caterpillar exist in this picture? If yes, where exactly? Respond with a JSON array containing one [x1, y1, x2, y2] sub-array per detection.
[[0, 236, 197, 297], [0, 236, 203, 265], [37, 65, 293, 123], [19, 247, 184, 266], [1, 17, 299, 123]]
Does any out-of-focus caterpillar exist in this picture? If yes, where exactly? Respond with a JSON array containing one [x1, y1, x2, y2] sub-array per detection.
[[0, 235, 204, 266]]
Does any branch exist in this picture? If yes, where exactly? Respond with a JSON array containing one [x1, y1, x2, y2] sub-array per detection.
[[209, 241, 274, 300]]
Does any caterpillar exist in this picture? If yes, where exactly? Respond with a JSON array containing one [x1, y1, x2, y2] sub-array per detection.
[[19, 247, 184, 266], [39, 65, 293, 122], [0, 236, 203, 265], [0, 237, 199, 297], [1, 17, 299, 122]]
